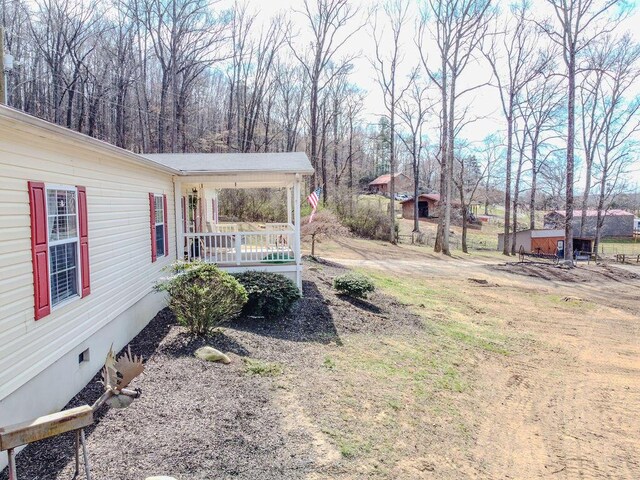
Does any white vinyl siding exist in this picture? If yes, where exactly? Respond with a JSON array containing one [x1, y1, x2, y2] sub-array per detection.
[[0, 119, 175, 401]]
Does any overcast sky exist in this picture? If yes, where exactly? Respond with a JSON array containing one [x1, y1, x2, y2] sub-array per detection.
[[228, 0, 640, 187]]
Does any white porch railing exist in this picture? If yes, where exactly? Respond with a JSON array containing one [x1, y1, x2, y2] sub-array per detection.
[[184, 230, 296, 265], [265, 222, 294, 231], [207, 223, 238, 233]]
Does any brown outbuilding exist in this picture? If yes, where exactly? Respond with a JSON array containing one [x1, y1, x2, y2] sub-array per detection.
[[368, 173, 412, 195], [400, 193, 440, 219]]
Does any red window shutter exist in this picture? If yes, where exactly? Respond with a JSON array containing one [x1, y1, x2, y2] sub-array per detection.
[[163, 194, 169, 256], [77, 186, 91, 297], [150, 193, 157, 262], [28, 181, 51, 320]]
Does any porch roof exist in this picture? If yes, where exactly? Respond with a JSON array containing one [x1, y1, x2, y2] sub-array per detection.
[[142, 152, 314, 176]]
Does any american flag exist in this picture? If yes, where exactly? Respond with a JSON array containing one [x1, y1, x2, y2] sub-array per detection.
[[307, 187, 322, 223]]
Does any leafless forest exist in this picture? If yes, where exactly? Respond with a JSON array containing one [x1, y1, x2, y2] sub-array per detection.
[[1, 0, 639, 254]]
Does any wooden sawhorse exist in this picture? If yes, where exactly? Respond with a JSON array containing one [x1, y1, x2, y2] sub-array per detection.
[[0, 405, 94, 479]]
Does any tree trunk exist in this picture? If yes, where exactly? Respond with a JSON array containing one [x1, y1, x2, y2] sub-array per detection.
[[503, 96, 514, 256], [320, 103, 328, 204], [511, 148, 524, 255], [348, 118, 354, 215], [579, 157, 592, 236], [461, 204, 468, 254], [565, 50, 576, 261], [389, 94, 396, 244], [435, 59, 448, 253], [529, 136, 538, 230], [310, 75, 319, 190], [333, 96, 339, 192], [158, 72, 169, 152], [413, 140, 420, 233], [443, 74, 457, 256]]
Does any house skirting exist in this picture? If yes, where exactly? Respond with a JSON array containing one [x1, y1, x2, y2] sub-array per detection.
[[0, 291, 166, 471]]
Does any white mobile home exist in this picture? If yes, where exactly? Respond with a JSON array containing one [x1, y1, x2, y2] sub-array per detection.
[[0, 105, 312, 469]]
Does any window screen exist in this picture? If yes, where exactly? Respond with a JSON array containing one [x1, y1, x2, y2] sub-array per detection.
[[154, 195, 165, 256], [47, 188, 79, 307]]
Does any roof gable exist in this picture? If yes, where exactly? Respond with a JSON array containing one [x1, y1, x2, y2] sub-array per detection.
[[369, 172, 411, 185]]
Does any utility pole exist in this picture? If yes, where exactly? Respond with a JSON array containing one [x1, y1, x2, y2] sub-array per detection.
[[0, 27, 5, 105]]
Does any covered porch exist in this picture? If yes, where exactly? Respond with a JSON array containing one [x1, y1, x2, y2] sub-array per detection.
[[143, 152, 314, 290]]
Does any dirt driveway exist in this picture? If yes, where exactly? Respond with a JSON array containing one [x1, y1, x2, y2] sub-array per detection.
[[325, 241, 640, 479]]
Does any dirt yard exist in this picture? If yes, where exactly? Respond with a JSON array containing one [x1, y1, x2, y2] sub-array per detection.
[[319, 238, 640, 478], [3, 239, 639, 479]]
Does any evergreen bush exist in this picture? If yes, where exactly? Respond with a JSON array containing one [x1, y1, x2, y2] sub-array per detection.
[[333, 272, 375, 299], [233, 271, 301, 318], [156, 262, 247, 335]]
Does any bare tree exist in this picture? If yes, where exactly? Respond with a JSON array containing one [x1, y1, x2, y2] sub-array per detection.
[[483, 0, 548, 255], [227, 6, 288, 152], [480, 134, 503, 216], [518, 72, 564, 229], [453, 148, 487, 253], [588, 34, 640, 254], [291, 0, 361, 197], [418, 0, 493, 255], [372, 0, 411, 243], [273, 61, 307, 152], [398, 73, 431, 233], [133, 0, 229, 152], [538, 0, 626, 260]]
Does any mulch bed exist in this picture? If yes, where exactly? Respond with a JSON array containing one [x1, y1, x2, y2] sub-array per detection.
[[1, 259, 423, 480]]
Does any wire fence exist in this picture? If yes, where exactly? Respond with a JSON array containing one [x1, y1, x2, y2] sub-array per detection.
[[397, 232, 498, 251], [598, 243, 640, 256]]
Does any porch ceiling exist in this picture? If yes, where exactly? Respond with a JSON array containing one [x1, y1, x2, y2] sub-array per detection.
[[179, 173, 298, 189]]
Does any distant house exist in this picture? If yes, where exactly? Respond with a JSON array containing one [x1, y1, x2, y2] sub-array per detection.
[[544, 209, 634, 238], [368, 173, 412, 195], [634, 217, 640, 234], [400, 193, 440, 219]]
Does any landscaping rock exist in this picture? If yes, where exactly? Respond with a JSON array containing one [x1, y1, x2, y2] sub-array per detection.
[[105, 394, 135, 409], [145, 477, 177, 480], [195, 346, 231, 364]]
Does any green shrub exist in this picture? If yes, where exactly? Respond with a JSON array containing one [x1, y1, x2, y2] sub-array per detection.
[[233, 271, 301, 318], [333, 272, 375, 299], [156, 262, 247, 335]]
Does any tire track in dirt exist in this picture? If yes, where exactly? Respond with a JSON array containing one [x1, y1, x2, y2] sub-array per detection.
[[472, 289, 640, 479]]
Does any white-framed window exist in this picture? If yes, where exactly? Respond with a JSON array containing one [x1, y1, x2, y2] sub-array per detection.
[[154, 194, 165, 257], [46, 185, 81, 307]]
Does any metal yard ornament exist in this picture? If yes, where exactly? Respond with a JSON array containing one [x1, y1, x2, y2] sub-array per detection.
[[93, 345, 145, 410]]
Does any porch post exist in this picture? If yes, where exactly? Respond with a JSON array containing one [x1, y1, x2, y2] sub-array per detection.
[[173, 178, 182, 261], [293, 175, 302, 291], [287, 186, 292, 225]]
